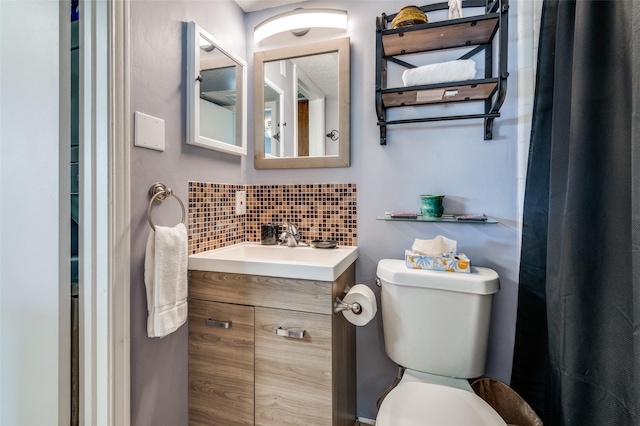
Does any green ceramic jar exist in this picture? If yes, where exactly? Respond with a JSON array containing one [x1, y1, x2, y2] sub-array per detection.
[[420, 194, 444, 218]]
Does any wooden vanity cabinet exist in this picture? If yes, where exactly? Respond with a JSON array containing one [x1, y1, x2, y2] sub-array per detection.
[[255, 307, 332, 425], [188, 263, 356, 426], [188, 300, 255, 425]]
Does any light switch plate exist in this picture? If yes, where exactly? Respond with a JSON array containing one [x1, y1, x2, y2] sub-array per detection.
[[235, 191, 247, 215], [134, 111, 165, 151]]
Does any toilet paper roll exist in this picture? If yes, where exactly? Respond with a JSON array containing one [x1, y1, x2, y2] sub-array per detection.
[[342, 284, 377, 326]]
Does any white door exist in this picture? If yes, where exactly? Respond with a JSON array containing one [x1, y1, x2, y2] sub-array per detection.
[[0, 2, 130, 425], [0, 1, 70, 424]]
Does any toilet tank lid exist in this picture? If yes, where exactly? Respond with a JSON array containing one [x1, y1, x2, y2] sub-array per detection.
[[377, 259, 499, 295]]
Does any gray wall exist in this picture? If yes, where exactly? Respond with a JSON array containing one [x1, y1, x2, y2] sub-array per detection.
[[245, 0, 520, 419], [130, 0, 520, 423], [130, 1, 246, 425]]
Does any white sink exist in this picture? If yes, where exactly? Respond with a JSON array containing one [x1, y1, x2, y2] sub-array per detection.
[[188, 242, 358, 281]]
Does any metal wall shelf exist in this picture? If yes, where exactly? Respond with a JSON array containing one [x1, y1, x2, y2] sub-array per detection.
[[375, 0, 509, 144]]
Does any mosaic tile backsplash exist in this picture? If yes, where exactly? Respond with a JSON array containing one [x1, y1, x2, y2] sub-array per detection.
[[188, 182, 357, 254]]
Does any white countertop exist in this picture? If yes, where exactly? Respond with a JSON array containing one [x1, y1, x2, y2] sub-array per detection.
[[189, 242, 358, 282]]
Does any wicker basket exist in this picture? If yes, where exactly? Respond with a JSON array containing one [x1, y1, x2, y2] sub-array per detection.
[[472, 378, 543, 426]]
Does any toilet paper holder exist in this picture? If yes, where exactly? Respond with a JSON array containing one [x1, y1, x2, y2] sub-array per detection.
[[334, 285, 362, 315], [334, 297, 362, 315]]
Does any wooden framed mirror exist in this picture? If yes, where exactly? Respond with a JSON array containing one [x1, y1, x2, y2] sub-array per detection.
[[254, 37, 350, 169], [186, 21, 247, 156]]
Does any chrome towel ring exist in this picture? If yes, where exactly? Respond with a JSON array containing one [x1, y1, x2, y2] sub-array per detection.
[[147, 182, 186, 231]]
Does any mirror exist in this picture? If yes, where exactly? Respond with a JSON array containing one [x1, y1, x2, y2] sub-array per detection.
[[187, 21, 247, 155], [254, 37, 350, 169]]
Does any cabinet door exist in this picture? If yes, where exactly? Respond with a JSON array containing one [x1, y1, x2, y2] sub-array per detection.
[[189, 299, 254, 425], [255, 307, 332, 426]]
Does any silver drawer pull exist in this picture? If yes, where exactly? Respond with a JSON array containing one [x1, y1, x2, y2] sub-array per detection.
[[205, 318, 232, 329], [276, 327, 305, 339]]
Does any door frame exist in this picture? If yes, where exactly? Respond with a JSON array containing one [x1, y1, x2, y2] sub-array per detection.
[[78, 0, 130, 424]]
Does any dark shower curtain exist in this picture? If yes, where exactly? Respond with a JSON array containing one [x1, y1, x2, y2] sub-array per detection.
[[511, 0, 640, 425]]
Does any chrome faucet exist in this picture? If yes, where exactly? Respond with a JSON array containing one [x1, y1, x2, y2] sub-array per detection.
[[280, 222, 301, 247]]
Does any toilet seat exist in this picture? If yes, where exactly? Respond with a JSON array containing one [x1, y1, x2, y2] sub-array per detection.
[[376, 381, 507, 426]]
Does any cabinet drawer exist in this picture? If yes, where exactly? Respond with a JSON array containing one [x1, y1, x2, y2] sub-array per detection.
[[189, 271, 334, 314], [189, 300, 254, 426], [255, 307, 332, 426]]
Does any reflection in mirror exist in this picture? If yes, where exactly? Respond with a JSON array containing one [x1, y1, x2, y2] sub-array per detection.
[[199, 55, 236, 145], [187, 21, 247, 155], [254, 37, 350, 169], [264, 78, 284, 157]]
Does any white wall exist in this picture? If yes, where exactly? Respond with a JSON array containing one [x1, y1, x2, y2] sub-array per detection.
[[0, 1, 67, 425], [245, 1, 522, 418]]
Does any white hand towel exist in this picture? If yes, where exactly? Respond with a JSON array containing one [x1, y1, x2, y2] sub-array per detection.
[[144, 223, 188, 338], [402, 59, 477, 87]]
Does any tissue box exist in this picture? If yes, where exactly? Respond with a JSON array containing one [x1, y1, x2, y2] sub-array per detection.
[[405, 250, 471, 273]]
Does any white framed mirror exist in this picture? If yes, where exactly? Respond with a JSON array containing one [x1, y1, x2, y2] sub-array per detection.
[[186, 21, 247, 156], [254, 37, 350, 169]]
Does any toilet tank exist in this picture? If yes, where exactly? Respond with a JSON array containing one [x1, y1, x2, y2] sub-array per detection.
[[376, 259, 499, 379]]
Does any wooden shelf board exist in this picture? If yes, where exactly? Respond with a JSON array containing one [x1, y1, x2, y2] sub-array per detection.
[[381, 80, 498, 107], [382, 15, 499, 56]]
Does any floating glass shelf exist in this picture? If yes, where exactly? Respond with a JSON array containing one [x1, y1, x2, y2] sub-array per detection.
[[376, 214, 498, 224]]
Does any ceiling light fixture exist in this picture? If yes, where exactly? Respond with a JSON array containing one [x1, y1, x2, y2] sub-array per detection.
[[254, 8, 348, 44]]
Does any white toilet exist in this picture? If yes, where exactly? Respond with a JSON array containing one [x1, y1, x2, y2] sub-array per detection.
[[375, 259, 506, 426]]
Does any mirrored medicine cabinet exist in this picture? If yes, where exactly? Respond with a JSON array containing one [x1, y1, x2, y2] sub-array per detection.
[[186, 21, 247, 156], [254, 37, 351, 169]]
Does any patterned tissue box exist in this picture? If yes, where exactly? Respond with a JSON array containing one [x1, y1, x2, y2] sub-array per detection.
[[405, 250, 471, 273]]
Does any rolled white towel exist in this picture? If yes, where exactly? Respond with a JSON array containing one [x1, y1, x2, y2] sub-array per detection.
[[448, 0, 463, 19], [402, 59, 477, 87]]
